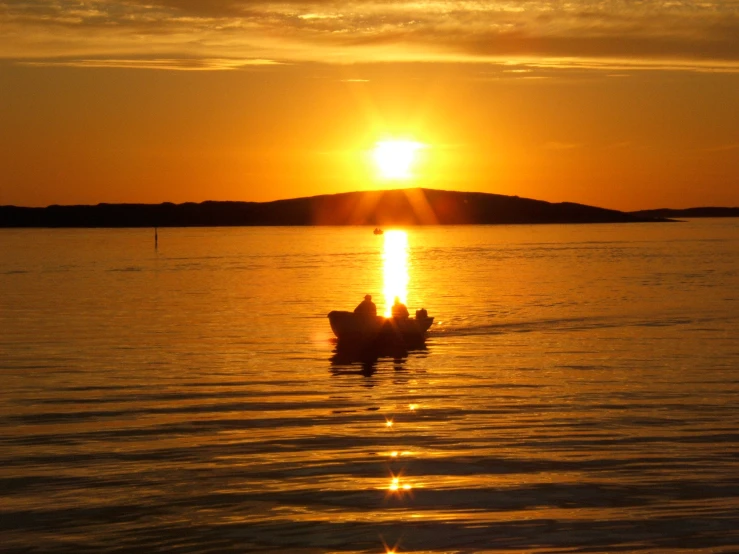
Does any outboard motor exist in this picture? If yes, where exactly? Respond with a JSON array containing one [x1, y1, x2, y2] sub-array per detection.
[[415, 308, 428, 319]]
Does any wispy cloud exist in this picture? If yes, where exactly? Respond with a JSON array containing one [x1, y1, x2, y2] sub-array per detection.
[[2, 0, 739, 71], [18, 57, 281, 70]]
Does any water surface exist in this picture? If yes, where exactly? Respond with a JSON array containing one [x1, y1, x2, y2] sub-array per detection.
[[1, 220, 738, 552]]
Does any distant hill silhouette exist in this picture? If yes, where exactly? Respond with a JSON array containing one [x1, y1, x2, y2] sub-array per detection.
[[1, 188, 672, 228], [630, 207, 739, 219]]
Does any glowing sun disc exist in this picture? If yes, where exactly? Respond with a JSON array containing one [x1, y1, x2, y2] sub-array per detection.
[[373, 140, 423, 179]]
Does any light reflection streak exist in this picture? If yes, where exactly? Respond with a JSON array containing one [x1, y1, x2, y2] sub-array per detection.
[[384, 450, 414, 458], [384, 472, 416, 495], [382, 230, 409, 317], [381, 537, 401, 554]]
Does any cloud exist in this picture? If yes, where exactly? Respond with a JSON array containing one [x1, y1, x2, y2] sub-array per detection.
[[2, 0, 739, 71], [17, 57, 282, 70]]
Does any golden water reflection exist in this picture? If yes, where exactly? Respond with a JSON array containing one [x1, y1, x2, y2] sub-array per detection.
[[386, 475, 414, 493], [382, 230, 409, 317]]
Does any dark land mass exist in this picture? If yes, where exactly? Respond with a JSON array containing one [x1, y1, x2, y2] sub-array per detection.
[[1, 188, 673, 228], [630, 207, 739, 219]]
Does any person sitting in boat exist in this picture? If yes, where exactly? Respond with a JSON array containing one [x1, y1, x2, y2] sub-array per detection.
[[391, 296, 410, 319], [354, 294, 377, 317]]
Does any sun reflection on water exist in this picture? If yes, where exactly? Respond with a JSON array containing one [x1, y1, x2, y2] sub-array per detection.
[[386, 474, 414, 494], [381, 537, 401, 554], [382, 230, 409, 317], [384, 450, 414, 458]]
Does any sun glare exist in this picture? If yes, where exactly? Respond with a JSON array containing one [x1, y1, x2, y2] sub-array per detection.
[[373, 140, 423, 180], [382, 231, 409, 317]]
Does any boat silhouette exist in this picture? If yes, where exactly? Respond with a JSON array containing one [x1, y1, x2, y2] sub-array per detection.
[[327, 310, 433, 348]]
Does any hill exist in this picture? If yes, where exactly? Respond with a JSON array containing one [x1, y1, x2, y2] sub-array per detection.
[[630, 207, 739, 219], [0, 188, 671, 228]]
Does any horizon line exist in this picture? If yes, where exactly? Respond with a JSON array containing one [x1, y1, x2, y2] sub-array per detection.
[[2, 187, 738, 213]]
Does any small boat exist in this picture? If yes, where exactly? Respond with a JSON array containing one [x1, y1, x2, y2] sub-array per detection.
[[373, 228, 384, 235], [328, 310, 434, 345]]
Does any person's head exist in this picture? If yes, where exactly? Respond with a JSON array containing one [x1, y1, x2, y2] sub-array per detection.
[[365, 294, 372, 301]]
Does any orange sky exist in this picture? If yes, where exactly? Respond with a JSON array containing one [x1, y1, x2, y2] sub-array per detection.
[[1, 1, 738, 210]]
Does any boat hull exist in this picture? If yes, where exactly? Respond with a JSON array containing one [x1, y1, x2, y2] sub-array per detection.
[[328, 311, 434, 345]]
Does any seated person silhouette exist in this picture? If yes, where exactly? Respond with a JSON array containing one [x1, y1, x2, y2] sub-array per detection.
[[354, 294, 377, 317], [391, 296, 410, 319]]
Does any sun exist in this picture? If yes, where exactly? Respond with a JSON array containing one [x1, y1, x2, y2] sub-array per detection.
[[372, 140, 423, 180]]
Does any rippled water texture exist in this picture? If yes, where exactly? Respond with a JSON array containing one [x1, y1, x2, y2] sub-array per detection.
[[2, 220, 739, 553]]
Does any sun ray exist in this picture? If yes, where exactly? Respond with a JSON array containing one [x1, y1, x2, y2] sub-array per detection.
[[402, 187, 439, 224]]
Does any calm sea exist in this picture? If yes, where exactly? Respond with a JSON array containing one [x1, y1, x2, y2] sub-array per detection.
[[1, 220, 738, 553]]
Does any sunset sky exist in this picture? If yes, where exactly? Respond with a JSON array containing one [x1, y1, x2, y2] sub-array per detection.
[[1, 0, 738, 210]]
